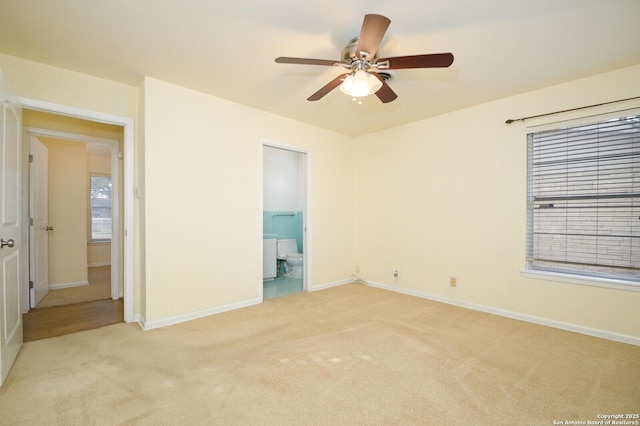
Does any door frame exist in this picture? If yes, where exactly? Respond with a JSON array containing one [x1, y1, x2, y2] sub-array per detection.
[[25, 128, 121, 307], [18, 97, 134, 322], [259, 139, 311, 300]]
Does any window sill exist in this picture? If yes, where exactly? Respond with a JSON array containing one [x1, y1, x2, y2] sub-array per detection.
[[521, 269, 640, 293], [89, 241, 111, 245]]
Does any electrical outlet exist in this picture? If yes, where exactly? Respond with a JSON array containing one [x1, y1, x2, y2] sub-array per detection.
[[450, 277, 457, 287]]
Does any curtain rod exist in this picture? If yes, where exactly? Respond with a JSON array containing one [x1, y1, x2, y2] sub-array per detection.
[[505, 95, 640, 124]]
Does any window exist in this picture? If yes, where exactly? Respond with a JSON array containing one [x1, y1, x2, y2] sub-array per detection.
[[90, 174, 112, 242], [526, 113, 639, 285]]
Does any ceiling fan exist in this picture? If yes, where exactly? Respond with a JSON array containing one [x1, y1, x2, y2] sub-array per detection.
[[275, 14, 454, 104]]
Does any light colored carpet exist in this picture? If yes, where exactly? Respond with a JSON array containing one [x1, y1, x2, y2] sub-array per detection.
[[1, 284, 638, 425], [36, 266, 111, 308]]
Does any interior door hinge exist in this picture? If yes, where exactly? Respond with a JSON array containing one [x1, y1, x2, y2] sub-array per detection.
[[29, 217, 34, 226], [29, 281, 34, 289], [28, 154, 33, 162]]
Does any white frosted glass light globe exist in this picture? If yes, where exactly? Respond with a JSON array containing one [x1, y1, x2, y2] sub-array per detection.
[[339, 70, 382, 97]]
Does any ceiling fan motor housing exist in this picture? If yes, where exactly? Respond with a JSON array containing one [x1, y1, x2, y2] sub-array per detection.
[[341, 37, 378, 63], [340, 37, 393, 82]]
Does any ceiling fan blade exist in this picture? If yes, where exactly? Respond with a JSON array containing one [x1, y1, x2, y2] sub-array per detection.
[[307, 74, 348, 101], [376, 53, 454, 69], [373, 75, 398, 103], [275, 57, 344, 67], [354, 14, 391, 59]]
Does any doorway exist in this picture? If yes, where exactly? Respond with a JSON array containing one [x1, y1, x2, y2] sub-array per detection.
[[18, 99, 135, 325], [29, 133, 118, 305], [22, 109, 126, 339], [262, 143, 309, 300]]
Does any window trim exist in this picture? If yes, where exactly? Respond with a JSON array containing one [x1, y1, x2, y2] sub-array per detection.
[[522, 107, 640, 291], [521, 269, 640, 293]]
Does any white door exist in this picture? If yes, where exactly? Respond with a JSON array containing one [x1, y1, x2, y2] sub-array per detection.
[[29, 137, 49, 308], [0, 73, 23, 386]]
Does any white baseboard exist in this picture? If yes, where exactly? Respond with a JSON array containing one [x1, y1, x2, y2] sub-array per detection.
[[133, 314, 146, 330], [141, 297, 263, 331], [88, 262, 111, 267], [310, 278, 352, 292], [49, 280, 89, 290], [365, 280, 640, 347], [138, 278, 353, 331], [125, 278, 639, 346]]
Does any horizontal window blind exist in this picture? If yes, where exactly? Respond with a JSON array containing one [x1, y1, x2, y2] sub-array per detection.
[[526, 114, 640, 282], [90, 175, 112, 242]]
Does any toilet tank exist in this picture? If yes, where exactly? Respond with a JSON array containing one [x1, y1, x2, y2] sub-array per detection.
[[276, 239, 298, 260]]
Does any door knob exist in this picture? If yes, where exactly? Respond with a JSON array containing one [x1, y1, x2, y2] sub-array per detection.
[[45, 226, 54, 231], [1, 239, 15, 248]]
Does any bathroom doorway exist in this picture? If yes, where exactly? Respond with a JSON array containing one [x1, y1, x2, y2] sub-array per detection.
[[262, 143, 308, 300]]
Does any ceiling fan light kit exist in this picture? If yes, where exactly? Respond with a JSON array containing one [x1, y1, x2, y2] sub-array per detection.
[[275, 14, 454, 104], [339, 69, 383, 99]]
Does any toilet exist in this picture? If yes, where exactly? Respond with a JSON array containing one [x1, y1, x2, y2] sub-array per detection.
[[276, 239, 303, 279]]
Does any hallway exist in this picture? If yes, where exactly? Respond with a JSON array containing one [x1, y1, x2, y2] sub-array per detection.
[[23, 266, 122, 342], [23, 299, 123, 342]]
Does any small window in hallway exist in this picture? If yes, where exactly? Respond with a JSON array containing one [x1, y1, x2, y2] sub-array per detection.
[[90, 174, 112, 242]]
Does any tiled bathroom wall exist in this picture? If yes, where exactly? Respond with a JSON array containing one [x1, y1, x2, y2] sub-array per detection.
[[263, 211, 303, 253]]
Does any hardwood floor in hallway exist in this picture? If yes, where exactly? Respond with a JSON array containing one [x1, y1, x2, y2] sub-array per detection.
[[22, 266, 123, 342], [23, 299, 123, 342]]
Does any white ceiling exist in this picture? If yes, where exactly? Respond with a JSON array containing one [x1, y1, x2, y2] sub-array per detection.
[[1, 0, 639, 137]]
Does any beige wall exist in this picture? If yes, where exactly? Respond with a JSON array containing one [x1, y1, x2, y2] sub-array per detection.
[[2, 51, 638, 340], [23, 109, 127, 140], [87, 243, 110, 266], [142, 77, 353, 322], [0, 53, 137, 118], [354, 64, 640, 339], [40, 137, 88, 286]]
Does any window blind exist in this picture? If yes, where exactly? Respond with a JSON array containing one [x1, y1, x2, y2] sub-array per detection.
[[90, 175, 113, 242], [526, 114, 640, 282]]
